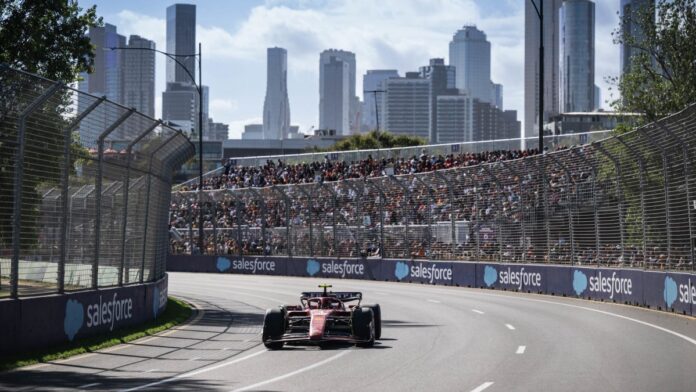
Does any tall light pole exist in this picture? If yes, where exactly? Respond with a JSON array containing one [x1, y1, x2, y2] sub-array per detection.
[[110, 43, 205, 254], [530, 0, 544, 154]]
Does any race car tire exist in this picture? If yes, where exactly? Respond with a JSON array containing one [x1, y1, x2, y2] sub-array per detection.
[[363, 304, 381, 339], [263, 308, 285, 350], [352, 307, 375, 348]]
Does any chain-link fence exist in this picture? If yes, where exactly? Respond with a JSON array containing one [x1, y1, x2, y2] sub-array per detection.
[[0, 66, 195, 298], [170, 104, 696, 272]]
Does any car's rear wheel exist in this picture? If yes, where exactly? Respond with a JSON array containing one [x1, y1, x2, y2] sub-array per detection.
[[352, 307, 374, 347], [263, 308, 285, 350], [363, 304, 381, 339]]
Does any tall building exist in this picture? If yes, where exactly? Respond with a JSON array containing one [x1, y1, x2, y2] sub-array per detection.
[[166, 4, 196, 84], [559, 0, 595, 113], [78, 23, 125, 140], [449, 26, 491, 103], [262, 47, 291, 140], [320, 49, 358, 134], [419, 58, 456, 143], [362, 70, 399, 131], [319, 51, 350, 135], [208, 118, 229, 141], [436, 95, 473, 143], [382, 72, 430, 140], [242, 124, 263, 140], [620, 0, 654, 74], [122, 35, 156, 117], [491, 82, 503, 110], [473, 101, 521, 141], [163, 3, 200, 135], [524, 0, 562, 139]]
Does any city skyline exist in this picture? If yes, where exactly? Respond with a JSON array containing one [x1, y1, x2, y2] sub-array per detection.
[[79, 0, 621, 140]]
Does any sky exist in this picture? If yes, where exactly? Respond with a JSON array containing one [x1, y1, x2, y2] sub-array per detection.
[[77, 0, 621, 140]]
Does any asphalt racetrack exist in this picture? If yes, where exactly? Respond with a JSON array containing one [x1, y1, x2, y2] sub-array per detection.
[[2, 272, 695, 391]]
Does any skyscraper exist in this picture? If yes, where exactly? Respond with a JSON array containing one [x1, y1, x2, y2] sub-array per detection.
[[436, 95, 473, 143], [383, 72, 430, 140], [166, 4, 196, 84], [491, 82, 503, 110], [319, 50, 351, 135], [620, 0, 654, 74], [559, 0, 595, 113], [449, 26, 491, 103], [320, 49, 357, 134], [362, 70, 399, 131], [419, 58, 456, 143], [123, 35, 156, 117], [163, 3, 199, 135], [263, 47, 291, 140], [524, 0, 562, 139]]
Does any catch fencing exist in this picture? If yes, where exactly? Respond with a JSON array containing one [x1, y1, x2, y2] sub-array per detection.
[[170, 104, 696, 272], [0, 65, 195, 298]]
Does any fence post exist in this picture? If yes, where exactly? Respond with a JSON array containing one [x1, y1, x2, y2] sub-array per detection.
[[413, 176, 434, 260], [595, 144, 626, 265], [548, 153, 577, 265], [617, 137, 648, 268], [139, 131, 179, 283], [368, 181, 387, 259], [343, 180, 364, 258], [434, 171, 456, 258], [94, 108, 135, 288], [571, 148, 600, 265], [297, 186, 315, 257], [229, 192, 244, 259], [11, 83, 62, 298], [249, 188, 268, 255], [321, 183, 338, 257], [641, 131, 672, 263], [482, 165, 504, 263], [119, 119, 160, 286], [272, 186, 292, 258], [501, 161, 526, 263], [59, 97, 105, 292], [388, 175, 413, 259]]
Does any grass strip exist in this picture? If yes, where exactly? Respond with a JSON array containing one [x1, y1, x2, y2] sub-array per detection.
[[0, 297, 193, 372]]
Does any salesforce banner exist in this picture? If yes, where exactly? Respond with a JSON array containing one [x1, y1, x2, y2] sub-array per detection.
[[0, 275, 168, 356], [167, 255, 694, 316]]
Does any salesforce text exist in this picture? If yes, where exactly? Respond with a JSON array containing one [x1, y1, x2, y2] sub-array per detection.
[[86, 293, 133, 331], [588, 271, 632, 299], [499, 267, 542, 290]]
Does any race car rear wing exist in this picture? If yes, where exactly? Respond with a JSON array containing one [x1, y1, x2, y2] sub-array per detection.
[[301, 291, 363, 303]]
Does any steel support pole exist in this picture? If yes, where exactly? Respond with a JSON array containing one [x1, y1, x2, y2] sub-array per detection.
[[321, 183, 339, 257], [119, 120, 160, 286], [617, 137, 648, 267], [297, 186, 315, 257], [59, 97, 105, 292], [94, 108, 135, 288], [140, 132, 179, 283], [434, 171, 456, 258], [229, 192, 244, 259], [501, 161, 527, 263], [388, 175, 413, 258], [368, 181, 387, 259], [482, 165, 504, 263], [413, 176, 434, 260], [272, 186, 292, 258], [343, 181, 364, 258], [10, 83, 62, 298], [249, 189, 268, 255], [595, 144, 626, 265]]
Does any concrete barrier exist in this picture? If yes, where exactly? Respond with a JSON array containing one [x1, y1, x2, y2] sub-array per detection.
[[168, 255, 695, 317]]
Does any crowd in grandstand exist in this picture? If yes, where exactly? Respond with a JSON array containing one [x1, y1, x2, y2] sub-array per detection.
[[169, 145, 692, 269]]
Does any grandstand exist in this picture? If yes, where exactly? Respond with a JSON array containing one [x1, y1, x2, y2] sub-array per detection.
[[169, 109, 695, 271]]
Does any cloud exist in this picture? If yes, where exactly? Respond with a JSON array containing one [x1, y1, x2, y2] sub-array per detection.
[[210, 98, 239, 113], [227, 117, 263, 139]]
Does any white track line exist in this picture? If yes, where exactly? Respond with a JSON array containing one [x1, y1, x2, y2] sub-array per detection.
[[427, 299, 442, 303], [516, 345, 526, 354], [472, 309, 485, 314], [230, 350, 350, 392], [505, 323, 515, 330], [470, 381, 494, 392], [121, 350, 266, 392], [78, 383, 101, 389]]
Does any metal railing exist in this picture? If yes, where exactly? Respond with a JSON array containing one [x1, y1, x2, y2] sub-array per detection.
[[174, 130, 612, 190], [169, 104, 696, 272], [0, 66, 195, 298]]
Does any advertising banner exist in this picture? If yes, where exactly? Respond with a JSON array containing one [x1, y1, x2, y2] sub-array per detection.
[[643, 271, 694, 316], [451, 262, 476, 287], [475, 263, 546, 293]]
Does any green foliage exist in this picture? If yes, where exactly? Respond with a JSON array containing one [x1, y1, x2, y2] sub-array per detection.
[[0, 0, 102, 82], [608, 0, 696, 122], [323, 130, 427, 152]]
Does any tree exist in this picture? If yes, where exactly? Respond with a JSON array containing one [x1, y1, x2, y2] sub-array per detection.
[[0, 0, 102, 82], [0, 0, 101, 250], [322, 130, 427, 152], [608, 0, 696, 123]]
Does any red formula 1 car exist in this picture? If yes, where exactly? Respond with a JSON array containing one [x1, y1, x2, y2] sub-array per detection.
[[262, 284, 381, 349]]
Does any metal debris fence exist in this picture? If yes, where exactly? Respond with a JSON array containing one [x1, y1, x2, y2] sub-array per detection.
[[0, 66, 195, 298], [170, 105, 696, 272]]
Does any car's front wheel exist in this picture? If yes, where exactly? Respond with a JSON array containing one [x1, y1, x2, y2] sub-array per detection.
[[352, 307, 375, 348], [262, 308, 285, 350]]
